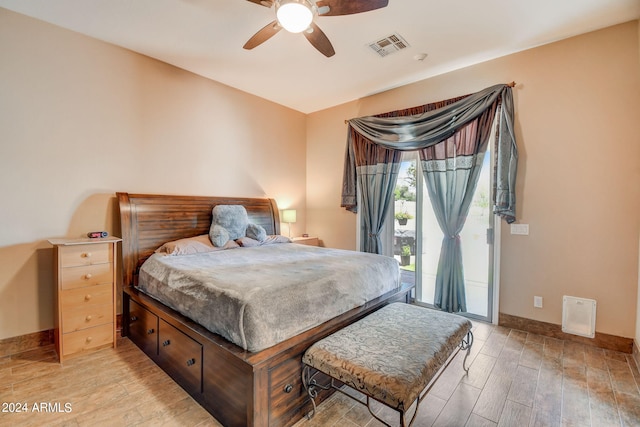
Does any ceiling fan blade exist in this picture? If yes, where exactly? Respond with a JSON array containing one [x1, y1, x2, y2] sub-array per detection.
[[245, 0, 273, 8], [316, 0, 388, 16], [243, 20, 282, 50], [303, 22, 335, 57]]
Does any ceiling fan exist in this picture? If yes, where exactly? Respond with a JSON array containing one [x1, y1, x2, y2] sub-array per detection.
[[243, 0, 389, 57]]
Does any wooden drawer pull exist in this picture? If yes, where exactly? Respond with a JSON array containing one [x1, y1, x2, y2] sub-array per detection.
[[284, 384, 293, 393], [84, 294, 92, 301], [86, 336, 93, 343], [186, 358, 196, 367], [162, 340, 171, 347], [147, 328, 155, 335], [82, 252, 92, 258], [85, 315, 92, 321], [84, 273, 93, 280]]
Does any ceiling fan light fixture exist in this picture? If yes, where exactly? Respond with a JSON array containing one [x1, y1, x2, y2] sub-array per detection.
[[276, 0, 314, 33]]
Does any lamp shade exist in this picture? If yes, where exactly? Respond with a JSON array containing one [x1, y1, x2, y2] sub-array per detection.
[[282, 209, 297, 224], [276, 0, 313, 33]]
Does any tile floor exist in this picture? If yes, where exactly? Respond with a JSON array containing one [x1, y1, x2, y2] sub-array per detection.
[[1, 320, 639, 427], [293, 322, 640, 427]]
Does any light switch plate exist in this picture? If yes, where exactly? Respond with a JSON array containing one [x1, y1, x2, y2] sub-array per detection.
[[511, 224, 529, 235]]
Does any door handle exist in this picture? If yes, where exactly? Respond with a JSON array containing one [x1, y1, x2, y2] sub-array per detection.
[[486, 228, 494, 245]]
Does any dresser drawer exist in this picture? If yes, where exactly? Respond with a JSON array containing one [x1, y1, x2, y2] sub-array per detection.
[[158, 319, 203, 394], [62, 303, 113, 333], [60, 263, 112, 290], [60, 243, 111, 267], [62, 323, 113, 356], [129, 300, 159, 358], [60, 283, 112, 311]]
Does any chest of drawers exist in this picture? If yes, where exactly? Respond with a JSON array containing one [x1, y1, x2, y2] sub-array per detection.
[[49, 237, 121, 362]]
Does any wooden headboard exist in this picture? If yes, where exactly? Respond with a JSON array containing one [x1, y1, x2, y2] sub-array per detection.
[[117, 192, 280, 287]]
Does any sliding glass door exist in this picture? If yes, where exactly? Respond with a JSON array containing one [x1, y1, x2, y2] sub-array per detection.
[[393, 151, 496, 322]]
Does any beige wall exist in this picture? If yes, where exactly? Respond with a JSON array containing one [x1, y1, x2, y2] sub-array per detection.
[[307, 21, 640, 339], [0, 9, 307, 340], [637, 22, 640, 350]]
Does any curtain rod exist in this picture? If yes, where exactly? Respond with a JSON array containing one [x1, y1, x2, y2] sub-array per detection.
[[344, 81, 517, 124]]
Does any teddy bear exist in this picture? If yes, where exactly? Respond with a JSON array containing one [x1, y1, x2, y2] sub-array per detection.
[[209, 204, 267, 247]]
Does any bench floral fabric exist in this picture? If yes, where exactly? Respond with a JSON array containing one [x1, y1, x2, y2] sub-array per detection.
[[302, 302, 472, 411]]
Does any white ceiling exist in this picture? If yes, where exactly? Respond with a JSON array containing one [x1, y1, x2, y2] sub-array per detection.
[[1, 0, 639, 113]]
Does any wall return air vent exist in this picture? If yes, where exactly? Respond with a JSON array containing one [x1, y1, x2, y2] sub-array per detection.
[[368, 32, 410, 57], [562, 295, 597, 338]]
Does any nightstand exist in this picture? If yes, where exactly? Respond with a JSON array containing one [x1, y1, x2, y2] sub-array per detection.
[[291, 236, 319, 246], [48, 236, 121, 362]]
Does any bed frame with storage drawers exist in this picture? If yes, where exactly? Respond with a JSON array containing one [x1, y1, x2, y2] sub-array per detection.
[[117, 192, 413, 427]]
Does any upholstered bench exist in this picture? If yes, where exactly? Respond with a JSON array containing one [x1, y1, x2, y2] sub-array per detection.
[[301, 302, 473, 427]]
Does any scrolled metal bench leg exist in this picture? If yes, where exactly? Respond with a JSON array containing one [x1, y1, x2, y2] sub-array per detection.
[[460, 330, 474, 373], [301, 365, 331, 420], [362, 395, 420, 427]]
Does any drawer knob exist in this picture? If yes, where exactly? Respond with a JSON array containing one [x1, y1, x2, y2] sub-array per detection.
[[186, 358, 196, 367], [85, 315, 92, 321], [147, 328, 155, 335], [130, 315, 138, 322], [82, 252, 92, 258], [162, 340, 171, 347], [84, 294, 92, 301], [84, 273, 93, 280], [284, 384, 293, 393], [86, 336, 93, 343]]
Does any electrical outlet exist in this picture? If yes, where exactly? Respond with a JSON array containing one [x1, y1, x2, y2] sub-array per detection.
[[534, 296, 543, 308]]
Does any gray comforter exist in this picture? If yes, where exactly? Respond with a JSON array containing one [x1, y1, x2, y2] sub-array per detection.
[[138, 243, 401, 352]]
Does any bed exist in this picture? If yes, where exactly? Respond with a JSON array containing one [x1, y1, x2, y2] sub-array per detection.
[[117, 192, 413, 427]]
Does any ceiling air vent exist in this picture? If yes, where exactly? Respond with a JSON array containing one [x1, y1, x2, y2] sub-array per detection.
[[368, 33, 410, 57]]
